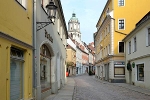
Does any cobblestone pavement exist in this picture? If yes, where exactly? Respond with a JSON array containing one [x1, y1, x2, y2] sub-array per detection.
[[72, 75, 150, 100]]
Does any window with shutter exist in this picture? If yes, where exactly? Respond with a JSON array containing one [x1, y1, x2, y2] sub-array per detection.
[[10, 47, 24, 100]]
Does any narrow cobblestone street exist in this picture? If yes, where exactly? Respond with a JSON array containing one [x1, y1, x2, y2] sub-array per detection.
[[72, 74, 150, 100]]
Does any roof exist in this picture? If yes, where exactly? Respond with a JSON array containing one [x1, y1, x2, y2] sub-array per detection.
[[69, 13, 79, 22]]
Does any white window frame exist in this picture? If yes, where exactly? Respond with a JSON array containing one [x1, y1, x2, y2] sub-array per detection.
[[118, 19, 125, 30], [16, 0, 27, 9], [137, 63, 144, 81], [118, 0, 125, 6], [128, 41, 131, 54]]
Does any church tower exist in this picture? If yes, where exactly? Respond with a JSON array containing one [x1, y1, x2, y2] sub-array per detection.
[[68, 13, 81, 43]]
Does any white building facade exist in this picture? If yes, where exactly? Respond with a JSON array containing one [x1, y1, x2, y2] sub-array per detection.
[[123, 12, 150, 89], [34, 0, 68, 99], [76, 46, 82, 75]]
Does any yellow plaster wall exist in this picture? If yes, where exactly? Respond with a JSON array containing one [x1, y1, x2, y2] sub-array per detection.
[[0, 0, 33, 99], [67, 49, 76, 63], [113, 0, 150, 55], [0, 0, 33, 45]]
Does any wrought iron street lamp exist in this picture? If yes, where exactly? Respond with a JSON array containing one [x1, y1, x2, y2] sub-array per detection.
[[36, 0, 58, 31], [46, 0, 57, 22]]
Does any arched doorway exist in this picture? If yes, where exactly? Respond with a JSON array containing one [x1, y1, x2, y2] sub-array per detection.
[[40, 44, 51, 93]]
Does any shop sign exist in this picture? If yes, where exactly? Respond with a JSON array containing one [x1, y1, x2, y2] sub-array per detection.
[[114, 61, 125, 65], [45, 29, 53, 43]]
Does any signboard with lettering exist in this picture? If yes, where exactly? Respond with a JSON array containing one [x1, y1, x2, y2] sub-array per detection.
[[45, 29, 53, 43], [114, 61, 125, 65]]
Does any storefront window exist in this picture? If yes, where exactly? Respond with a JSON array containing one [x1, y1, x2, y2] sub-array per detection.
[[114, 67, 125, 75], [137, 64, 144, 81], [40, 44, 51, 92]]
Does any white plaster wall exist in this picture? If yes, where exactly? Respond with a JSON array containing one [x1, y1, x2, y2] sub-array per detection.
[[36, 0, 67, 99], [125, 23, 150, 60], [125, 22, 150, 89]]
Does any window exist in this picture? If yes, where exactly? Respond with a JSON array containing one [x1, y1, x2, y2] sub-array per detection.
[[71, 33, 73, 38], [108, 44, 110, 54], [148, 28, 150, 46], [137, 64, 144, 81], [118, 0, 124, 6], [57, 18, 60, 34], [133, 37, 137, 52], [10, 47, 24, 100], [16, 0, 27, 9], [108, 24, 110, 33], [119, 42, 124, 53], [40, 44, 51, 92], [119, 19, 125, 29], [114, 67, 125, 76], [106, 8, 109, 14], [128, 41, 131, 54], [106, 46, 108, 55]]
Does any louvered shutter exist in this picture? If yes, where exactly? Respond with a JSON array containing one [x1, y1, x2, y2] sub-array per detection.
[[10, 61, 23, 100]]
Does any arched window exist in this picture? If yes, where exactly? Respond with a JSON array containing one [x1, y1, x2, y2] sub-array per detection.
[[40, 44, 51, 92]]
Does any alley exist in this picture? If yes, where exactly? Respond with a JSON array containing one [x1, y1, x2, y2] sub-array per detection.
[[73, 75, 150, 100]]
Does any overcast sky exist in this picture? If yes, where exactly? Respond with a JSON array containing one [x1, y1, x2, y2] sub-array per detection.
[[61, 0, 107, 44]]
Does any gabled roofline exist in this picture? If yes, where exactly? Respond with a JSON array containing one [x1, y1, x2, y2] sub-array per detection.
[[96, 0, 111, 27]]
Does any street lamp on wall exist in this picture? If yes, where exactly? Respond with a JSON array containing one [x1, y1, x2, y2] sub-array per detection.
[[46, 0, 57, 22], [36, 0, 57, 31]]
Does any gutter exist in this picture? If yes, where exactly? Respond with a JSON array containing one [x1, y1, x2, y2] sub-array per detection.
[[33, 0, 37, 99]]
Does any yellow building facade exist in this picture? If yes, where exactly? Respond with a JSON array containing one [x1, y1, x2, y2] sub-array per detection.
[[0, 0, 33, 100], [95, 0, 150, 82], [66, 44, 76, 76]]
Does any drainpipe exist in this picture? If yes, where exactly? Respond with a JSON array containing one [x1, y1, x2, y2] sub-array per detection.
[[33, 0, 37, 99]]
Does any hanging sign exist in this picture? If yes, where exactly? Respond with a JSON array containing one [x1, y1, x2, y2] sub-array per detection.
[[132, 62, 135, 68]]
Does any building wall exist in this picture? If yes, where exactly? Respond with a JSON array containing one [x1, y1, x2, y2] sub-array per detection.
[[95, 0, 150, 82], [36, 0, 67, 99], [125, 20, 150, 88], [113, 0, 150, 55], [0, 0, 33, 45], [0, 0, 33, 99], [67, 49, 76, 63]]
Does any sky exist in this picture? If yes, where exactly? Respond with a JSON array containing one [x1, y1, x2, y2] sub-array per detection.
[[61, 0, 107, 44]]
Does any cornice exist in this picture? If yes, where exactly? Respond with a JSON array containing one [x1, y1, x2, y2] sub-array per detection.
[[0, 31, 33, 49]]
